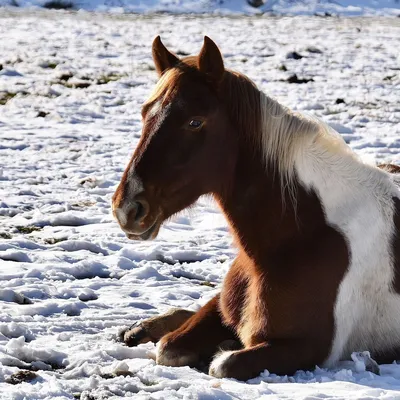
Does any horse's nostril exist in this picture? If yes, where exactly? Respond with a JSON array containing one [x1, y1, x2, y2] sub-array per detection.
[[135, 201, 145, 221], [132, 199, 149, 223]]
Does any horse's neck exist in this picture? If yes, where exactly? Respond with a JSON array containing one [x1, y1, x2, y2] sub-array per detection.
[[215, 144, 328, 269], [217, 123, 395, 271]]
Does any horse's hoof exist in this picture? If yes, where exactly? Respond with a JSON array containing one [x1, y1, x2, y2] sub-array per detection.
[[209, 351, 236, 378], [209, 350, 253, 380], [156, 337, 199, 367], [119, 322, 155, 347]]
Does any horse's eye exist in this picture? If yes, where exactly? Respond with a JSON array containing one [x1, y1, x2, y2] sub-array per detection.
[[189, 119, 203, 129]]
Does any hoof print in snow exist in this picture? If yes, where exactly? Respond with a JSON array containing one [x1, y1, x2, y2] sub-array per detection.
[[286, 74, 314, 84], [16, 225, 42, 234], [65, 309, 81, 317], [113, 370, 135, 377], [78, 290, 98, 302], [0, 92, 17, 105], [306, 46, 323, 54], [64, 303, 86, 316], [383, 75, 396, 81], [6, 370, 39, 385], [101, 370, 135, 379], [286, 51, 303, 60], [79, 177, 98, 187], [74, 82, 91, 89], [36, 111, 49, 118], [58, 72, 73, 81], [0, 232, 12, 239]]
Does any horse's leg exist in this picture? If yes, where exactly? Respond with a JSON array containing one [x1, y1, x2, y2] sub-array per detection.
[[121, 308, 195, 347], [156, 295, 239, 369], [209, 339, 320, 380], [156, 258, 248, 369], [122, 255, 247, 350]]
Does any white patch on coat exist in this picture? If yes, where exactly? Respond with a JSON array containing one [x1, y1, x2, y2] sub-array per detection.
[[293, 125, 400, 365]]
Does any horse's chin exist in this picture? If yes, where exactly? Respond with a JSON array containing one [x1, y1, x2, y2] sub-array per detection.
[[126, 218, 162, 241]]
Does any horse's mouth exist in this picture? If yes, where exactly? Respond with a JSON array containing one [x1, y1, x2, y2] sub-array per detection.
[[125, 217, 161, 241]]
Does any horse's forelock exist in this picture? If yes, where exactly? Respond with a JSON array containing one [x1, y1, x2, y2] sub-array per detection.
[[142, 68, 184, 117]]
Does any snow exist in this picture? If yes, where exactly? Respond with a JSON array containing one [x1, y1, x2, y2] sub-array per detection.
[[0, 8, 400, 400], [0, 0, 399, 16]]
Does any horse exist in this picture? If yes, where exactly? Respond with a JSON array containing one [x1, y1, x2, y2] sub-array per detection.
[[112, 36, 400, 381]]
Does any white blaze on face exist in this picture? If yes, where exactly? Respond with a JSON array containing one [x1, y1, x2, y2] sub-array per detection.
[[113, 170, 144, 228], [113, 85, 172, 228]]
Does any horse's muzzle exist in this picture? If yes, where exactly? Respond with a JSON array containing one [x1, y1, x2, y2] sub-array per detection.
[[125, 216, 161, 241], [113, 198, 161, 241]]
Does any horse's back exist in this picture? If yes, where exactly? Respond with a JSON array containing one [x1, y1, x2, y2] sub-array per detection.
[[378, 164, 400, 174]]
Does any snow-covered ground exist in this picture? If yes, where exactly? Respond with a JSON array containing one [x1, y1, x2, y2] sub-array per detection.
[[0, 0, 399, 16], [0, 9, 400, 399]]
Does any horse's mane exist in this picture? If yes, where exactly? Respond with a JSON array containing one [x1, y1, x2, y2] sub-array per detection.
[[221, 69, 355, 189], [220, 70, 262, 147]]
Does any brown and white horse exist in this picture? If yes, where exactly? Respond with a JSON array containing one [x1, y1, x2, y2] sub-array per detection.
[[112, 36, 400, 380]]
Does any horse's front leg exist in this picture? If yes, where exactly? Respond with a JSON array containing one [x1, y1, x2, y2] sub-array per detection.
[[209, 339, 321, 380], [156, 295, 238, 369], [121, 308, 195, 347]]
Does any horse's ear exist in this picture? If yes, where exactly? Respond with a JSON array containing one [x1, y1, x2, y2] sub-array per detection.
[[198, 36, 225, 84], [152, 36, 180, 77]]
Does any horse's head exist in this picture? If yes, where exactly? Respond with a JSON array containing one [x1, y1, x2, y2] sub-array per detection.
[[112, 36, 238, 240]]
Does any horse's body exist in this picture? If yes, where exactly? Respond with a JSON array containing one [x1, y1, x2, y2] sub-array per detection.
[[112, 36, 400, 380]]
